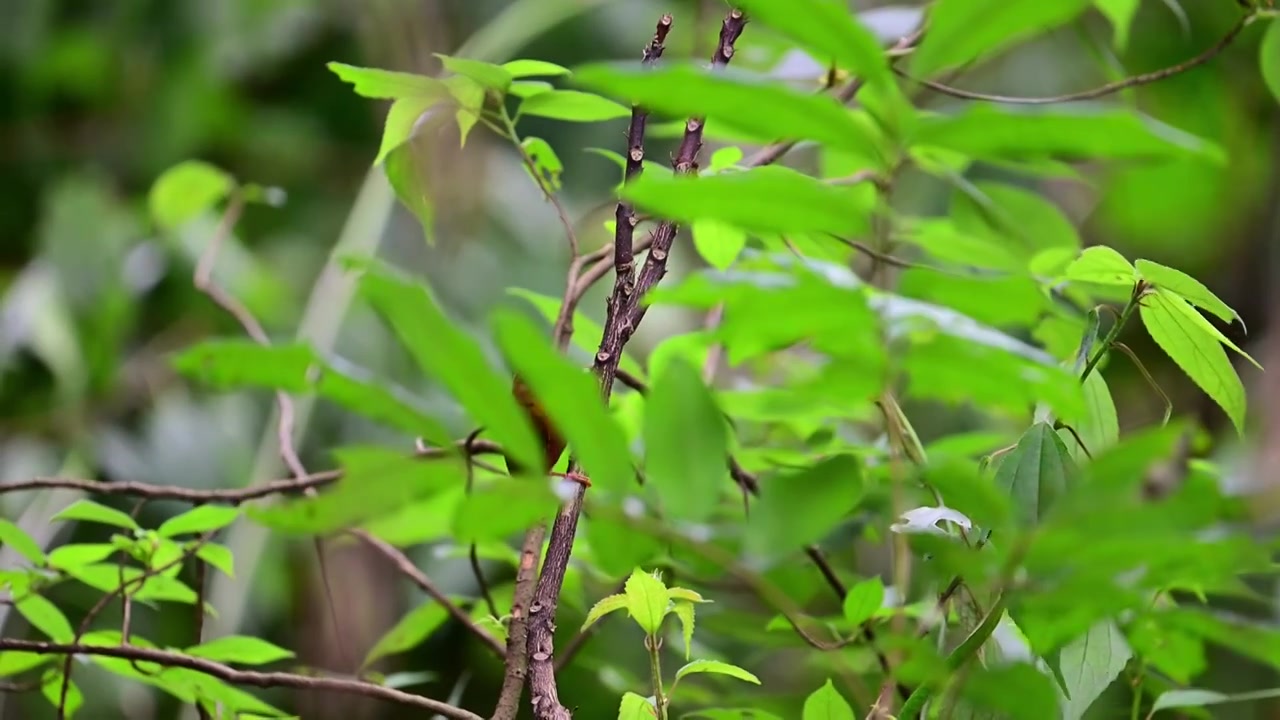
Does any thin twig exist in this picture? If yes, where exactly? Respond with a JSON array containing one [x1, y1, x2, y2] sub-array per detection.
[[899, 13, 1252, 105], [0, 639, 484, 720]]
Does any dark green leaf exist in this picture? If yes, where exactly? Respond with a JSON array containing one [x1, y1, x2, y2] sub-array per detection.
[[157, 505, 241, 538], [994, 422, 1074, 526], [362, 600, 451, 668], [185, 636, 294, 665], [490, 308, 635, 491], [911, 0, 1094, 77], [959, 662, 1060, 720], [148, 161, 235, 231], [52, 499, 140, 531], [1262, 19, 1280, 105], [747, 456, 863, 561], [622, 165, 874, 237], [519, 90, 629, 121], [644, 359, 729, 523], [673, 659, 761, 685], [327, 62, 444, 99]]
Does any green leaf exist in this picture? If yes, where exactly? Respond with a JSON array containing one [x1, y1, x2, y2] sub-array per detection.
[[1064, 246, 1136, 286], [452, 479, 559, 544], [841, 577, 884, 627], [1135, 258, 1244, 329], [52, 499, 140, 531], [581, 593, 628, 631], [952, 182, 1081, 258], [148, 161, 235, 231], [994, 423, 1074, 527], [445, 75, 486, 147], [509, 81, 553, 98], [506, 288, 646, 381], [1141, 289, 1247, 434], [911, 0, 1093, 77], [157, 505, 241, 538], [197, 542, 235, 578], [503, 59, 571, 78], [621, 165, 874, 237], [585, 514, 663, 578], [16, 593, 74, 642], [0, 650, 53, 677], [185, 636, 294, 665], [731, 0, 891, 89], [521, 137, 563, 192], [327, 61, 444, 99], [47, 543, 117, 570], [1262, 19, 1280, 105], [899, 270, 1047, 328], [1094, 0, 1139, 50], [248, 447, 465, 535], [1151, 688, 1232, 712], [1058, 372, 1119, 463], [519, 90, 630, 121], [624, 569, 670, 636], [802, 679, 854, 720], [674, 659, 761, 686], [375, 96, 440, 165], [0, 520, 46, 566], [435, 53, 512, 90], [619, 692, 657, 720], [747, 456, 863, 561], [385, 143, 436, 244], [490, 308, 635, 492], [960, 662, 1060, 720], [692, 219, 748, 271], [672, 600, 697, 660], [1056, 620, 1132, 720], [41, 670, 83, 719], [574, 62, 883, 162], [362, 600, 451, 668], [352, 259, 542, 470], [644, 359, 729, 523], [914, 106, 1224, 164]]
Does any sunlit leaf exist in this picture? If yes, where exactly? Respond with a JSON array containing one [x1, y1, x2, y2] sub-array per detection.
[[731, 0, 892, 88], [520, 137, 563, 192], [619, 692, 657, 720], [327, 62, 444, 99], [1064, 246, 1136, 286], [197, 543, 235, 578], [519, 90, 629, 121], [624, 568, 670, 636], [1135, 258, 1243, 329], [435, 53, 512, 91], [1094, 0, 1140, 50], [47, 544, 117, 570], [692, 219, 748, 270], [581, 593, 628, 631], [52, 499, 140, 531], [505, 288, 646, 380], [1151, 688, 1231, 712], [503, 59, 571, 78], [1261, 19, 1280, 105], [148, 161, 235, 231], [157, 505, 241, 538], [40, 670, 82, 719], [375, 96, 440, 165], [1057, 372, 1119, 463], [674, 659, 761, 686], [0, 520, 47, 566]]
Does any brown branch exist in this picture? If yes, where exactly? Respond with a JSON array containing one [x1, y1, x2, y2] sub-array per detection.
[[492, 524, 546, 720], [899, 12, 1252, 105], [526, 14, 748, 720], [0, 639, 484, 720]]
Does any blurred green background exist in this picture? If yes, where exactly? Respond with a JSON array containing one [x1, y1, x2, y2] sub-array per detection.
[[1, 1, 1277, 718]]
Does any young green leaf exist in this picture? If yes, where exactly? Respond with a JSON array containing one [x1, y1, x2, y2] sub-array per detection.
[[644, 359, 730, 523], [185, 636, 295, 665], [47, 544, 117, 570], [802, 679, 854, 720], [619, 692, 657, 720], [624, 569, 670, 636], [520, 137, 564, 192], [327, 62, 444, 99], [841, 577, 885, 626], [673, 659, 761, 686], [502, 59, 571, 78], [692, 219, 748, 271], [352, 260, 543, 470], [157, 505, 241, 538], [1141, 289, 1247, 434], [581, 593, 628, 632], [148, 161, 235, 232], [575, 62, 883, 162], [375, 96, 440, 165], [747, 455, 864, 561], [1064, 246, 1136, 286], [506, 288, 646, 381], [994, 423, 1075, 526], [1135, 258, 1244, 329], [15, 593, 74, 642], [911, 0, 1093, 77], [197, 542, 235, 578], [1262, 19, 1280, 105], [362, 600, 451, 668], [40, 670, 83, 719], [672, 600, 697, 660], [490, 308, 635, 492], [622, 165, 874, 237], [434, 54, 512, 91], [0, 520, 47, 566], [518, 90, 629, 121], [385, 142, 436, 244], [52, 499, 140, 531]]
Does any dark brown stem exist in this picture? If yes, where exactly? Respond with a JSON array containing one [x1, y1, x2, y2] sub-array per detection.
[[492, 524, 546, 720]]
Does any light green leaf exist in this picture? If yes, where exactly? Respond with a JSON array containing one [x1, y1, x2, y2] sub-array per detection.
[[521, 137, 563, 192], [509, 81, 554, 98], [1135, 258, 1244, 329], [197, 542, 235, 578], [575, 62, 883, 161], [52, 499, 140, 531], [157, 505, 241, 538], [674, 659, 761, 686], [248, 446, 465, 535], [375, 96, 440, 165], [624, 569, 670, 636], [672, 600, 697, 659], [994, 423, 1074, 527], [41, 670, 83, 719], [1262, 19, 1280, 105], [505, 288, 646, 381], [1058, 371, 1119, 463], [185, 636, 294, 665], [519, 90, 630, 121], [445, 75, 486, 147], [747, 456, 863, 561], [490, 308, 635, 491], [1056, 620, 1132, 720], [1141, 289, 1247, 434], [435, 54, 512, 90], [362, 600, 451, 668], [914, 106, 1224, 164], [802, 679, 854, 720], [16, 593, 74, 642], [911, 0, 1093, 77], [1065, 246, 1136, 286], [668, 587, 709, 603], [0, 651, 53, 678], [622, 165, 874, 237], [452, 478, 559, 544], [327, 61, 444, 99], [619, 692, 657, 720], [1151, 688, 1231, 712], [47, 543, 117, 570], [385, 143, 436, 244], [953, 182, 1081, 258], [503, 59, 571, 78], [692, 219, 748, 270], [841, 577, 885, 626], [581, 593, 628, 631], [731, 0, 892, 88], [148, 161, 235, 231], [352, 259, 543, 470], [1094, 0, 1139, 50], [644, 359, 729, 523], [0, 520, 47, 566]]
